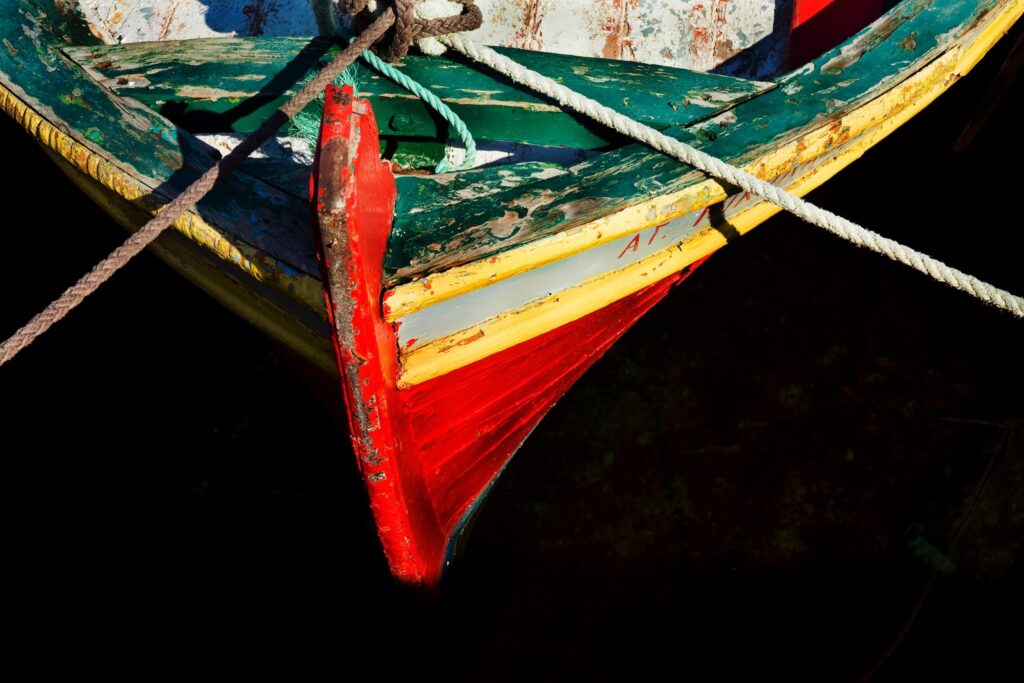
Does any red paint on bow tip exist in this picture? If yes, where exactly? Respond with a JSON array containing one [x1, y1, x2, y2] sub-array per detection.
[[314, 85, 712, 587]]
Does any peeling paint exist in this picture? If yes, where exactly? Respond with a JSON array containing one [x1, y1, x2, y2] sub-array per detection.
[[176, 84, 255, 100], [77, 0, 321, 43], [76, 0, 784, 72], [6, 0, 1020, 394], [822, 0, 934, 74]]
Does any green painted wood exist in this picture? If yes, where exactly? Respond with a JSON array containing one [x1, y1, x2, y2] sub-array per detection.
[[1, 1, 322, 278], [22, 1, 101, 47], [6, 0, 1003, 291], [384, 0, 995, 280], [397, 161, 570, 215], [389, 139, 448, 171], [66, 37, 336, 136], [4, 2, 186, 183], [64, 38, 776, 150]]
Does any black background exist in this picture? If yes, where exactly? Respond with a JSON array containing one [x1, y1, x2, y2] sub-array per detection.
[[2, 23, 1021, 680]]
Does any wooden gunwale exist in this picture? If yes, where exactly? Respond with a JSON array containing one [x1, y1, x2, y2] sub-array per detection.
[[1, 1, 1020, 384], [390, 0, 1024, 386], [386, 0, 1024, 322]]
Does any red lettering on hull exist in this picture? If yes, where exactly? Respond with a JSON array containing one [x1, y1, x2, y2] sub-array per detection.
[[618, 233, 642, 258]]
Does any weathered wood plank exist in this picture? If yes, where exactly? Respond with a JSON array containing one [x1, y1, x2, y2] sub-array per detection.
[[11, 0, 1011, 295], [26, 1, 101, 47], [2, 1, 322, 283], [383, 0, 996, 280], [65, 38, 776, 149], [392, 0, 1024, 386], [66, 37, 336, 135], [397, 161, 569, 214], [76, 0, 332, 43]]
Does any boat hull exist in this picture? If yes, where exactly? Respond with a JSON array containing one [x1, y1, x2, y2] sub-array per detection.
[[314, 86, 712, 582], [3, 0, 1022, 586]]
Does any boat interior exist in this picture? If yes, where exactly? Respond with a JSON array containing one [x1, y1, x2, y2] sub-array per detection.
[[65, 1, 892, 176], [27, 0, 952, 283]]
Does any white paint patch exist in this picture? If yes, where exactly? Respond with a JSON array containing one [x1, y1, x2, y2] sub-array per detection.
[[77, 0, 325, 43], [442, 140, 597, 170], [463, 0, 780, 72], [77, 0, 781, 72], [195, 133, 315, 165], [198, 133, 590, 191]]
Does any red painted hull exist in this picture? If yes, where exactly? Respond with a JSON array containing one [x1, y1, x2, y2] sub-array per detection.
[[314, 85, 708, 586]]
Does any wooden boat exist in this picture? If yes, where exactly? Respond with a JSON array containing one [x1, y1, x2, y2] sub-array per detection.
[[3, 1, 1021, 586]]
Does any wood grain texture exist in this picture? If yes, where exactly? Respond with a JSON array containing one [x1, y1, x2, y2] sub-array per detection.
[[5, 0, 1021, 395], [66, 38, 774, 150], [383, 0, 1023, 323], [2, 1, 325, 287], [384, 0, 1003, 280]]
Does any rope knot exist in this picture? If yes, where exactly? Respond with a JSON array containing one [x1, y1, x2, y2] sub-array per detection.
[[338, 0, 482, 62]]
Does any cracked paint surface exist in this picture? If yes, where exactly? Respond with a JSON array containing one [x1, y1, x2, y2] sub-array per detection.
[[75, 0, 782, 72]]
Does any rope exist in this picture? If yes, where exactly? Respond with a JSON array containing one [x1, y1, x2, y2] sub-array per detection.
[[4, 2, 1018, 369], [0, 0, 483, 367], [338, 0, 481, 62], [357, 44, 477, 172], [0, 13, 396, 367], [440, 33, 1024, 319], [0, 9, 404, 368]]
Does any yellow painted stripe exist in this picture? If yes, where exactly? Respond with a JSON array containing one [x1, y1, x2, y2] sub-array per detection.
[[384, 0, 1024, 322], [0, 84, 325, 316], [396, 2, 1023, 388]]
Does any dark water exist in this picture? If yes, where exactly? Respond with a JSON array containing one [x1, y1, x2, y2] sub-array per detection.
[[2, 29, 1022, 679]]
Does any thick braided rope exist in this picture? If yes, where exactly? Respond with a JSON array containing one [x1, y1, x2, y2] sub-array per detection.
[[443, 34, 1024, 319], [0, 11, 398, 368], [415, 0, 481, 38], [357, 46, 477, 171], [339, 0, 480, 61]]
